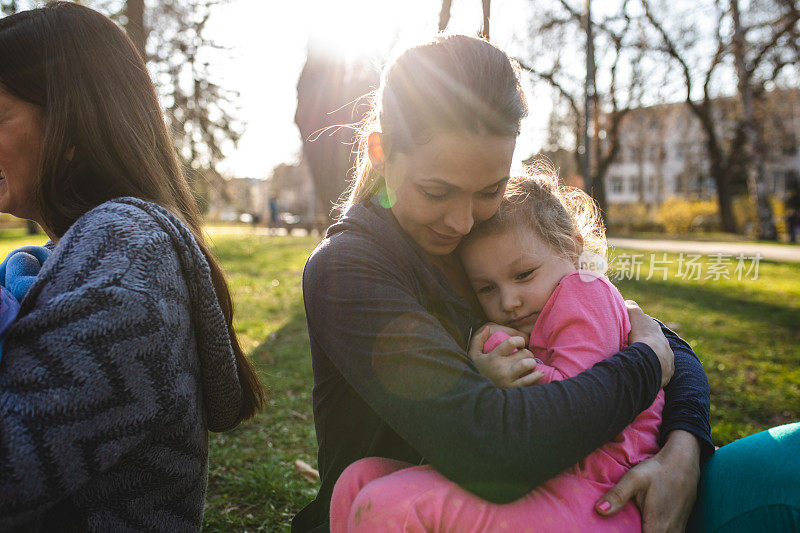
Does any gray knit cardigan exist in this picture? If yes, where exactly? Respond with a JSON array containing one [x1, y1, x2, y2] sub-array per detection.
[[0, 198, 244, 532]]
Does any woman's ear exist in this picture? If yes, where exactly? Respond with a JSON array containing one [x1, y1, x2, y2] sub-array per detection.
[[65, 146, 76, 162], [367, 132, 386, 174]]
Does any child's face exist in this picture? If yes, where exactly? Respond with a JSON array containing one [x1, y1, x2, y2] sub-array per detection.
[[461, 226, 576, 336]]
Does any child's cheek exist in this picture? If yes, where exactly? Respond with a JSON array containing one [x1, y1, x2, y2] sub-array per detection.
[[487, 297, 504, 324]]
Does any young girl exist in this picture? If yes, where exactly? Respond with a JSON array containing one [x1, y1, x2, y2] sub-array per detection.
[[330, 170, 664, 532], [462, 171, 664, 530]]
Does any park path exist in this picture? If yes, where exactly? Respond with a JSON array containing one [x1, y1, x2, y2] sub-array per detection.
[[203, 227, 800, 263], [609, 237, 800, 263]]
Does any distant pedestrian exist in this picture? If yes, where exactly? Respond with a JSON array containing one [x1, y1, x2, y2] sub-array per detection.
[[269, 194, 280, 227]]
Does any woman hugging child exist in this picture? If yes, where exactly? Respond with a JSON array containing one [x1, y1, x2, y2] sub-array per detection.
[[331, 169, 664, 532]]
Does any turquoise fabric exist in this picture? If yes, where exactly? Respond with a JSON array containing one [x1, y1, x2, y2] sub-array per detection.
[[689, 422, 800, 532]]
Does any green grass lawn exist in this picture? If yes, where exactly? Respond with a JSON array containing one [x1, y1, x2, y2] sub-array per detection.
[[0, 227, 49, 256], [1, 228, 797, 531]]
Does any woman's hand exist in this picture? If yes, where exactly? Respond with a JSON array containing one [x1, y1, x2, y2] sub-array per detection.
[[468, 325, 543, 389], [595, 430, 702, 532], [626, 301, 674, 387]]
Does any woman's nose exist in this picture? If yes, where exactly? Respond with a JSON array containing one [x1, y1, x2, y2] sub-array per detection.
[[442, 198, 474, 235]]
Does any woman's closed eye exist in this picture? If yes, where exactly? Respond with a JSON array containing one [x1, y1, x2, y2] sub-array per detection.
[[478, 183, 504, 198], [419, 187, 450, 201]]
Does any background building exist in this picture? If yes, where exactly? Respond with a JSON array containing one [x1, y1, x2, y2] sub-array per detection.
[[604, 90, 800, 206]]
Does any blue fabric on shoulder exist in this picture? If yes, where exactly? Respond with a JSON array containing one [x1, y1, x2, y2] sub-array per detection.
[[0, 245, 51, 301], [0, 245, 51, 363]]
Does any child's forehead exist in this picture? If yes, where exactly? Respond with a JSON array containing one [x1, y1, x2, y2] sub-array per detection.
[[461, 225, 557, 273], [464, 223, 545, 251]]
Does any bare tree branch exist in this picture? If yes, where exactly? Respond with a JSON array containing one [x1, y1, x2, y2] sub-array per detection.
[[438, 0, 452, 32]]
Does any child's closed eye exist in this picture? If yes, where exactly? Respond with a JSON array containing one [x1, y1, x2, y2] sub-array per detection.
[[515, 269, 535, 281], [476, 283, 496, 295]]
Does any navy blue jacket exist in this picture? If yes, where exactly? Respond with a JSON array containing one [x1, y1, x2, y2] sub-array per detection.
[[293, 198, 713, 532]]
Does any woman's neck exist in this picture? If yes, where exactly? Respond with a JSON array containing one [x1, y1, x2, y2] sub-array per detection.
[[427, 252, 482, 312]]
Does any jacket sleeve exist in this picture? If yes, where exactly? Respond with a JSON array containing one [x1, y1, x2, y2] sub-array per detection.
[[659, 322, 715, 460], [304, 237, 663, 502], [0, 222, 185, 526]]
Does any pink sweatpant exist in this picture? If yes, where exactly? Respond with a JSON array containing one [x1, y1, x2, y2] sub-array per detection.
[[330, 457, 641, 532]]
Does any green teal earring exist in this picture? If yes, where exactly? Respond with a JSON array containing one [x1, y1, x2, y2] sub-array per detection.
[[377, 183, 397, 208]]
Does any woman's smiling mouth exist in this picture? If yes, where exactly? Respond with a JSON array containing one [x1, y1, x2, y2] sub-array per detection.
[[428, 227, 462, 244]]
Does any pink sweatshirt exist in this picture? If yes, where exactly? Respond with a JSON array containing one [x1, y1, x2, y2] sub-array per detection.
[[486, 270, 665, 496]]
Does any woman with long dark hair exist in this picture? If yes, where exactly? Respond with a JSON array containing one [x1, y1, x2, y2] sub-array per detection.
[[0, 3, 264, 529], [297, 33, 800, 533], [294, 34, 710, 532]]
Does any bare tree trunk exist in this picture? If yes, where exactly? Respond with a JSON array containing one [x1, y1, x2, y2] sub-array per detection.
[[731, 0, 777, 240], [25, 220, 39, 235], [480, 0, 491, 40], [715, 166, 738, 231], [124, 0, 147, 61], [641, 1, 739, 233], [637, 136, 646, 203], [583, 0, 603, 217], [296, 46, 378, 224], [438, 0, 452, 32]]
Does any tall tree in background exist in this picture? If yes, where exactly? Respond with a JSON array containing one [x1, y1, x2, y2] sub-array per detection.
[[439, 0, 492, 38], [439, 0, 452, 31], [729, 0, 799, 240], [85, 0, 241, 210], [145, 0, 241, 211], [295, 46, 378, 223], [123, 0, 146, 59], [150, 1, 241, 210], [520, 0, 647, 218], [641, 0, 799, 236], [640, 0, 742, 232], [481, 0, 491, 39]]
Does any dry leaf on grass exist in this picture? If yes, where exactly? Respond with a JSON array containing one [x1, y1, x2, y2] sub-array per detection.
[[294, 459, 320, 482]]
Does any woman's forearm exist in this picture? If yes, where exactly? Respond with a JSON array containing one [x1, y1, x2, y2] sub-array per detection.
[[447, 342, 663, 502], [660, 429, 702, 469], [658, 323, 715, 461], [306, 244, 666, 503]]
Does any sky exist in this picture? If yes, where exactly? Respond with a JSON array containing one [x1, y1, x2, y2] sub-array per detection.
[[205, 0, 543, 179]]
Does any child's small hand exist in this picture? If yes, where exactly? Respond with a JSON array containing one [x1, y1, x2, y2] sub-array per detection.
[[483, 322, 530, 345], [468, 326, 544, 389]]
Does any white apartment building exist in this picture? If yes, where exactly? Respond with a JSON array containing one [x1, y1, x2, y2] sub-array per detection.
[[605, 91, 800, 205]]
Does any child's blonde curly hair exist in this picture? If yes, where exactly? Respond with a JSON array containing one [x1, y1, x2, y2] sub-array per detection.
[[463, 161, 608, 272]]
